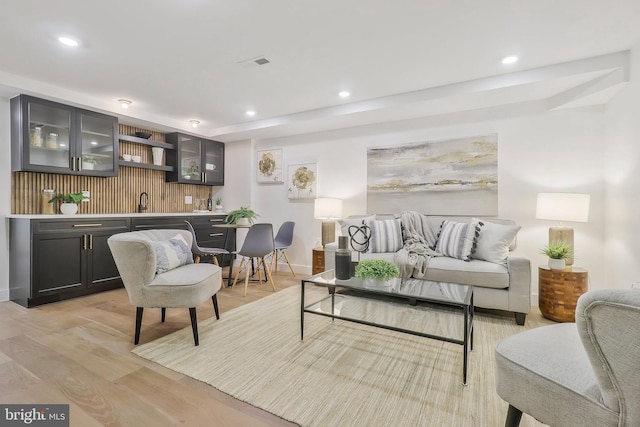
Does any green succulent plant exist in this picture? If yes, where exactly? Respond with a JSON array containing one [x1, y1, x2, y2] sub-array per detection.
[[48, 192, 89, 204], [225, 207, 258, 224], [354, 259, 399, 281], [540, 241, 572, 260]]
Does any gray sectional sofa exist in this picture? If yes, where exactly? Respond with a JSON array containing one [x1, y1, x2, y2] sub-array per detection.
[[324, 212, 531, 324]]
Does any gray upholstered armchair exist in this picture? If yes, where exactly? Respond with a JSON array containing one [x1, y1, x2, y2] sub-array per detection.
[[495, 289, 640, 426], [108, 229, 222, 346]]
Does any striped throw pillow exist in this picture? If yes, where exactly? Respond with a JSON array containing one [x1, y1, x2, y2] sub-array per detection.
[[366, 219, 403, 253], [433, 220, 481, 261]]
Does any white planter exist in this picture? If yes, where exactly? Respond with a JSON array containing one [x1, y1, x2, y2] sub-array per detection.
[[82, 162, 95, 170], [152, 147, 164, 165], [60, 203, 78, 215], [215, 205, 223, 212], [237, 217, 251, 226], [548, 258, 566, 270]]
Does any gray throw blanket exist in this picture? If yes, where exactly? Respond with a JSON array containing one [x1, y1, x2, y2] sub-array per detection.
[[394, 211, 440, 278]]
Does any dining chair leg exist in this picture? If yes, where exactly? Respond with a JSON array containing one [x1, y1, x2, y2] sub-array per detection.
[[274, 250, 280, 272], [262, 256, 277, 292], [134, 307, 144, 345], [231, 258, 246, 289], [161, 307, 166, 322], [270, 250, 277, 272], [256, 258, 264, 285], [212, 294, 220, 319], [244, 262, 250, 296], [189, 307, 199, 346], [194, 255, 201, 264], [281, 250, 296, 277], [212, 256, 219, 266]]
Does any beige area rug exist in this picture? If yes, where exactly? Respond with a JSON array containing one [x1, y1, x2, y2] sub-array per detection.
[[133, 286, 546, 427]]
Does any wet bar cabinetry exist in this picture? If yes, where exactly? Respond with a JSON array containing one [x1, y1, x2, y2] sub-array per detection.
[[11, 95, 118, 177], [165, 132, 224, 186], [9, 214, 232, 307]]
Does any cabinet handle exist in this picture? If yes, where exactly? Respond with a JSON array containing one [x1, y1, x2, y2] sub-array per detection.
[[89, 234, 93, 250], [73, 223, 103, 227], [83, 234, 87, 250], [209, 232, 224, 237], [77, 157, 82, 171], [209, 219, 224, 222], [201, 172, 205, 183]]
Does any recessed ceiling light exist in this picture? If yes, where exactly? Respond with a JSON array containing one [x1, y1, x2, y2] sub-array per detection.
[[501, 55, 519, 65], [58, 37, 79, 47], [338, 91, 350, 98], [118, 99, 132, 109], [189, 119, 200, 128], [246, 110, 256, 117]]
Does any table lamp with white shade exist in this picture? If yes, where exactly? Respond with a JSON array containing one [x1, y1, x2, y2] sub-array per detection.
[[536, 193, 590, 266], [314, 198, 343, 247]]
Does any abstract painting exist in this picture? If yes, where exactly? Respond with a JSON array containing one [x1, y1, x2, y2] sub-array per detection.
[[367, 134, 498, 215], [287, 163, 317, 199], [257, 148, 284, 183]]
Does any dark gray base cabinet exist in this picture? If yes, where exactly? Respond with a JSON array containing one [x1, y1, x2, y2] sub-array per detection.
[[9, 214, 233, 307]]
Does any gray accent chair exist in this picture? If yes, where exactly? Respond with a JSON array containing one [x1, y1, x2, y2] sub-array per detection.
[[495, 289, 640, 426], [108, 229, 222, 346]]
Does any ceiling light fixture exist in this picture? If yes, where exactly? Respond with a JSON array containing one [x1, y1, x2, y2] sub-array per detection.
[[118, 99, 132, 109], [189, 119, 200, 128], [501, 55, 519, 65], [58, 36, 79, 47], [338, 91, 350, 98], [246, 110, 256, 117]]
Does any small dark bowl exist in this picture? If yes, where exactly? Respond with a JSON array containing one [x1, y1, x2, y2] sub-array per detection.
[[135, 131, 152, 139]]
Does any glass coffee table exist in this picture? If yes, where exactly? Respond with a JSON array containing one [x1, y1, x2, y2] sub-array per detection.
[[301, 270, 474, 384]]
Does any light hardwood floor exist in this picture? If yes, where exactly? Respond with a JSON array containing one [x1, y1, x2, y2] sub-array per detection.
[[0, 269, 549, 426], [0, 268, 300, 427]]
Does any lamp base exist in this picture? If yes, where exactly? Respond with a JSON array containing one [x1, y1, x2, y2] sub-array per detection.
[[549, 226, 574, 266], [321, 220, 336, 247]]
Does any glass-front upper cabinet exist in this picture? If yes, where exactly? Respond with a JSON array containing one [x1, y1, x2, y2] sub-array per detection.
[[11, 95, 118, 177], [165, 133, 224, 186]]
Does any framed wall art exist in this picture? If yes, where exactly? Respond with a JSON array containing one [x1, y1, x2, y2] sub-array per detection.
[[287, 162, 317, 199], [257, 148, 284, 183]]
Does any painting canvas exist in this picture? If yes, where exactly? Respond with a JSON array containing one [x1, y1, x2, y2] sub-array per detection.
[[257, 148, 284, 183], [367, 134, 498, 215], [287, 163, 317, 199]]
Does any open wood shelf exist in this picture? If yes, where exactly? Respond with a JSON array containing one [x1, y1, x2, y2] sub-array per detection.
[[117, 134, 173, 149], [118, 160, 174, 171]]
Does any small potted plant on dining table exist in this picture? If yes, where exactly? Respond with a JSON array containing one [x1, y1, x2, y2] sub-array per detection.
[[225, 207, 258, 226], [49, 192, 89, 215]]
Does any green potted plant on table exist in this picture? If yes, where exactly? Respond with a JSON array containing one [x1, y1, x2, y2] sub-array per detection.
[[225, 206, 258, 226], [49, 192, 89, 215], [354, 259, 400, 284], [541, 241, 572, 270]]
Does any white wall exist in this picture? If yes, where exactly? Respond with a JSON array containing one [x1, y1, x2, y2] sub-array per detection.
[[252, 107, 607, 294], [604, 41, 640, 288], [0, 97, 11, 301]]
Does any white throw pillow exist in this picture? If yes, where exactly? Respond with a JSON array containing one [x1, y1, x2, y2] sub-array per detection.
[[473, 219, 521, 265], [433, 220, 481, 261], [151, 234, 194, 274], [366, 218, 403, 253]]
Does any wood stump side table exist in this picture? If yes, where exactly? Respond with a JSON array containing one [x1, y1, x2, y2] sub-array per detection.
[[538, 266, 588, 322]]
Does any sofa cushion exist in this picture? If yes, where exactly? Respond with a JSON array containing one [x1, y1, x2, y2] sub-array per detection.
[[151, 234, 194, 274], [433, 220, 481, 261], [366, 218, 403, 253], [473, 219, 521, 266], [426, 257, 509, 289]]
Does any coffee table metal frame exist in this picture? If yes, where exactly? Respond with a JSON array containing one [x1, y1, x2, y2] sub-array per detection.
[[301, 270, 474, 384]]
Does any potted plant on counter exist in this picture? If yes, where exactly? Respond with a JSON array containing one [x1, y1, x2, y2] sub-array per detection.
[[215, 196, 223, 212], [82, 155, 99, 170], [225, 207, 258, 226], [49, 192, 89, 215], [541, 241, 572, 270]]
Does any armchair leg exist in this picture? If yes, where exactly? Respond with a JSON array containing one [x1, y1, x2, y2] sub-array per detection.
[[505, 404, 523, 427], [134, 307, 144, 345], [212, 294, 220, 319], [515, 312, 526, 325], [189, 307, 199, 346], [161, 307, 166, 322]]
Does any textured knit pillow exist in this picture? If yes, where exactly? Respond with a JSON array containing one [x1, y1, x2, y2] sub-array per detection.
[[472, 219, 521, 265], [151, 234, 194, 274], [366, 219, 403, 253], [433, 220, 481, 261], [338, 216, 375, 251]]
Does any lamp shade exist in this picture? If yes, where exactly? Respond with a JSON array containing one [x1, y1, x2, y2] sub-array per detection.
[[314, 198, 343, 219], [536, 193, 590, 223]]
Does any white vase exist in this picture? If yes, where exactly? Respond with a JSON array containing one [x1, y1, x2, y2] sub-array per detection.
[[215, 205, 223, 212], [82, 162, 94, 170], [548, 258, 566, 270], [60, 203, 78, 215], [237, 217, 250, 226], [151, 147, 164, 165]]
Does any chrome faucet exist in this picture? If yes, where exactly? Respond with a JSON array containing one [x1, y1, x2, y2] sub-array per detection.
[[138, 192, 148, 213]]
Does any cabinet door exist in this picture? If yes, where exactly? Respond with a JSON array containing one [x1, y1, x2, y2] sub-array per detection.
[[179, 134, 203, 183], [13, 96, 76, 173], [203, 140, 224, 185], [32, 233, 86, 296], [86, 231, 122, 288], [77, 109, 118, 177]]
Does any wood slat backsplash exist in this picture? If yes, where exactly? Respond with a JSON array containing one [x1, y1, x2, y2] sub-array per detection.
[[11, 124, 214, 214]]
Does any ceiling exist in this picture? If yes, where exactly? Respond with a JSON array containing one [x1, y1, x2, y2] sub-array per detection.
[[1, 0, 639, 142]]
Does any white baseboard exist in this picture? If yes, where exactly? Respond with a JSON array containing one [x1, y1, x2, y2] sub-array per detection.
[[0, 288, 9, 303]]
